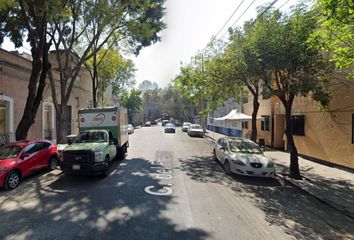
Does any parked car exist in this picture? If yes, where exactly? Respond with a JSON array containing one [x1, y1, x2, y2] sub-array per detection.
[[145, 121, 151, 127], [174, 120, 182, 126], [0, 139, 59, 190], [188, 124, 204, 137], [182, 122, 191, 132], [213, 137, 275, 178], [127, 124, 134, 134], [164, 123, 176, 133], [162, 120, 169, 126]]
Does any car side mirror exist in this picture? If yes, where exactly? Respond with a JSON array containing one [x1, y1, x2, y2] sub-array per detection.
[[21, 152, 30, 159]]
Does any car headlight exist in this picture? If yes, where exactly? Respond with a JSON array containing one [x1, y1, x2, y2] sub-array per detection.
[[0, 167, 7, 174], [94, 152, 104, 162], [232, 159, 246, 166], [267, 161, 274, 168]]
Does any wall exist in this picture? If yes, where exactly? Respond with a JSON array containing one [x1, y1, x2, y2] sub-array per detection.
[[291, 76, 354, 169], [0, 48, 93, 141]]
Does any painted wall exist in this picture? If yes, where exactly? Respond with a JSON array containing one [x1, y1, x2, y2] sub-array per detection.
[[241, 76, 354, 169], [0, 48, 93, 142], [291, 76, 354, 169]]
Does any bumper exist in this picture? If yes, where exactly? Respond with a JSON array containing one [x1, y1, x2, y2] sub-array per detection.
[[188, 132, 204, 137], [164, 129, 175, 133], [231, 163, 275, 178], [61, 162, 106, 175]]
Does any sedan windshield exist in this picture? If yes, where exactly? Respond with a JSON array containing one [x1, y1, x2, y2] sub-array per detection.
[[165, 123, 175, 128], [0, 145, 23, 159], [190, 124, 202, 129], [74, 131, 107, 143], [229, 140, 263, 154]]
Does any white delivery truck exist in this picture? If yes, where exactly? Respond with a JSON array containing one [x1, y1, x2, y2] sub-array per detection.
[[61, 107, 128, 176]]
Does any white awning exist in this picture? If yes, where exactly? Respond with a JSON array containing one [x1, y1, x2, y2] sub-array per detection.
[[214, 109, 259, 121]]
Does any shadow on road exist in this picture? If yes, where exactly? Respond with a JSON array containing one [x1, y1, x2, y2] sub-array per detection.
[[0, 158, 210, 240], [179, 155, 354, 240]]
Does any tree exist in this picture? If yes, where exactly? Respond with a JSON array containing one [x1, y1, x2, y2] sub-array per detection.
[[254, 6, 331, 179], [120, 89, 142, 124], [47, 0, 166, 143], [138, 80, 159, 92], [111, 59, 136, 96], [221, 24, 268, 143], [175, 47, 242, 128], [311, 0, 354, 79], [0, 0, 60, 140], [85, 47, 126, 107]]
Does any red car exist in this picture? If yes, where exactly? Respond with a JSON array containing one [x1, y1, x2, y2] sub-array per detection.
[[0, 139, 59, 190]]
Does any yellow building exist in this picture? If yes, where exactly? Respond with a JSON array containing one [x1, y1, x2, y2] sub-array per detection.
[[243, 75, 354, 169]]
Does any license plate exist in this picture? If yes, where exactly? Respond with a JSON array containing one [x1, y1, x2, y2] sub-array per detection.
[[72, 164, 80, 170]]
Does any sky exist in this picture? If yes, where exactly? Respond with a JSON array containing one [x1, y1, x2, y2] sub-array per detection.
[[130, 0, 300, 88], [1, 0, 300, 88]]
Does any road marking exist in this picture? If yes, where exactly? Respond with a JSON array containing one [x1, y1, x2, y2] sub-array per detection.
[[144, 186, 173, 196], [156, 169, 172, 174], [109, 169, 117, 176], [153, 174, 173, 179]]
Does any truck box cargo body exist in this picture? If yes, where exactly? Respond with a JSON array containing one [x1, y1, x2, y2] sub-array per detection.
[[78, 107, 128, 148]]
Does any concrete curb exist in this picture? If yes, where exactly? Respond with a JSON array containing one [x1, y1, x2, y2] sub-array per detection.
[[276, 172, 354, 220], [204, 134, 216, 143]]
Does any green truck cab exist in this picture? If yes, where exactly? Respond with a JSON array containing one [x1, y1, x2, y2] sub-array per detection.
[[60, 107, 129, 176]]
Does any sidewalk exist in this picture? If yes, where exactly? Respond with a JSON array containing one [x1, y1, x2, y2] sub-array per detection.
[[204, 130, 354, 219]]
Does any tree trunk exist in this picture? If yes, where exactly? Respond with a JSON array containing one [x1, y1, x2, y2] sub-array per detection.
[[15, 61, 42, 140], [251, 96, 260, 142], [92, 53, 98, 108], [56, 103, 68, 144], [16, 41, 51, 140], [284, 103, 301, 180]]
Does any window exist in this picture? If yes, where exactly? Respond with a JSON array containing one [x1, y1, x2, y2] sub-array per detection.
[[261, 115, 270, 131], [23, 143, 37, 154], [291, 115, 305, 136], [242, 121, 248, 129]]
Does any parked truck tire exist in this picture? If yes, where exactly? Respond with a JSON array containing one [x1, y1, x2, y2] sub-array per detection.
[[101, 156, 110, 177], [117, 143, 127, 160]]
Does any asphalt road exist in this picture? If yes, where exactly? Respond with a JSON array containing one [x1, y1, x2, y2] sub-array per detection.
[[0, 125, 353, 240]]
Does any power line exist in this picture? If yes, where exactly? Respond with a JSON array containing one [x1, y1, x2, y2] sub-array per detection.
[[218, 0, 258, 40], [253, 0, 279, 23], [211, 0, 245, 41]]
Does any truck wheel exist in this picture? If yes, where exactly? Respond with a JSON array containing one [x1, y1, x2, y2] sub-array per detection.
[[118, 144, 126, 160], [101, 157, 110, 177]]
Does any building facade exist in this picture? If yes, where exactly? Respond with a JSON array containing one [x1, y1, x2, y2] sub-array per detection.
[[242, 75, 354, 169], [0, 48, 92, 144]]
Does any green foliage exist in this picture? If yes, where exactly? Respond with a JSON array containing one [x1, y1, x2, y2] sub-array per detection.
[[310, 0, 354, 77], [174, 43, 242, 113], [253, 5, 331, 107], [111, 59, 136, 96], [120, 88, 142, 112]]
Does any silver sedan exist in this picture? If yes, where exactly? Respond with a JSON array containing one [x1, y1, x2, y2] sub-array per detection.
[[213, 137, 275, 178]]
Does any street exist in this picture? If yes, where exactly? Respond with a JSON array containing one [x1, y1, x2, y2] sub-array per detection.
[[1, 126, 353, 240]]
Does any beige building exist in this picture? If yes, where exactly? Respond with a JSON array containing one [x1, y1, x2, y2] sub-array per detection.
[[242, 76, 354, 169], [0, 48, 93, 144]]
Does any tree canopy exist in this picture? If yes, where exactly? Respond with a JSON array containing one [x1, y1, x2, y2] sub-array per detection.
[[311, 0, 354, 78]]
